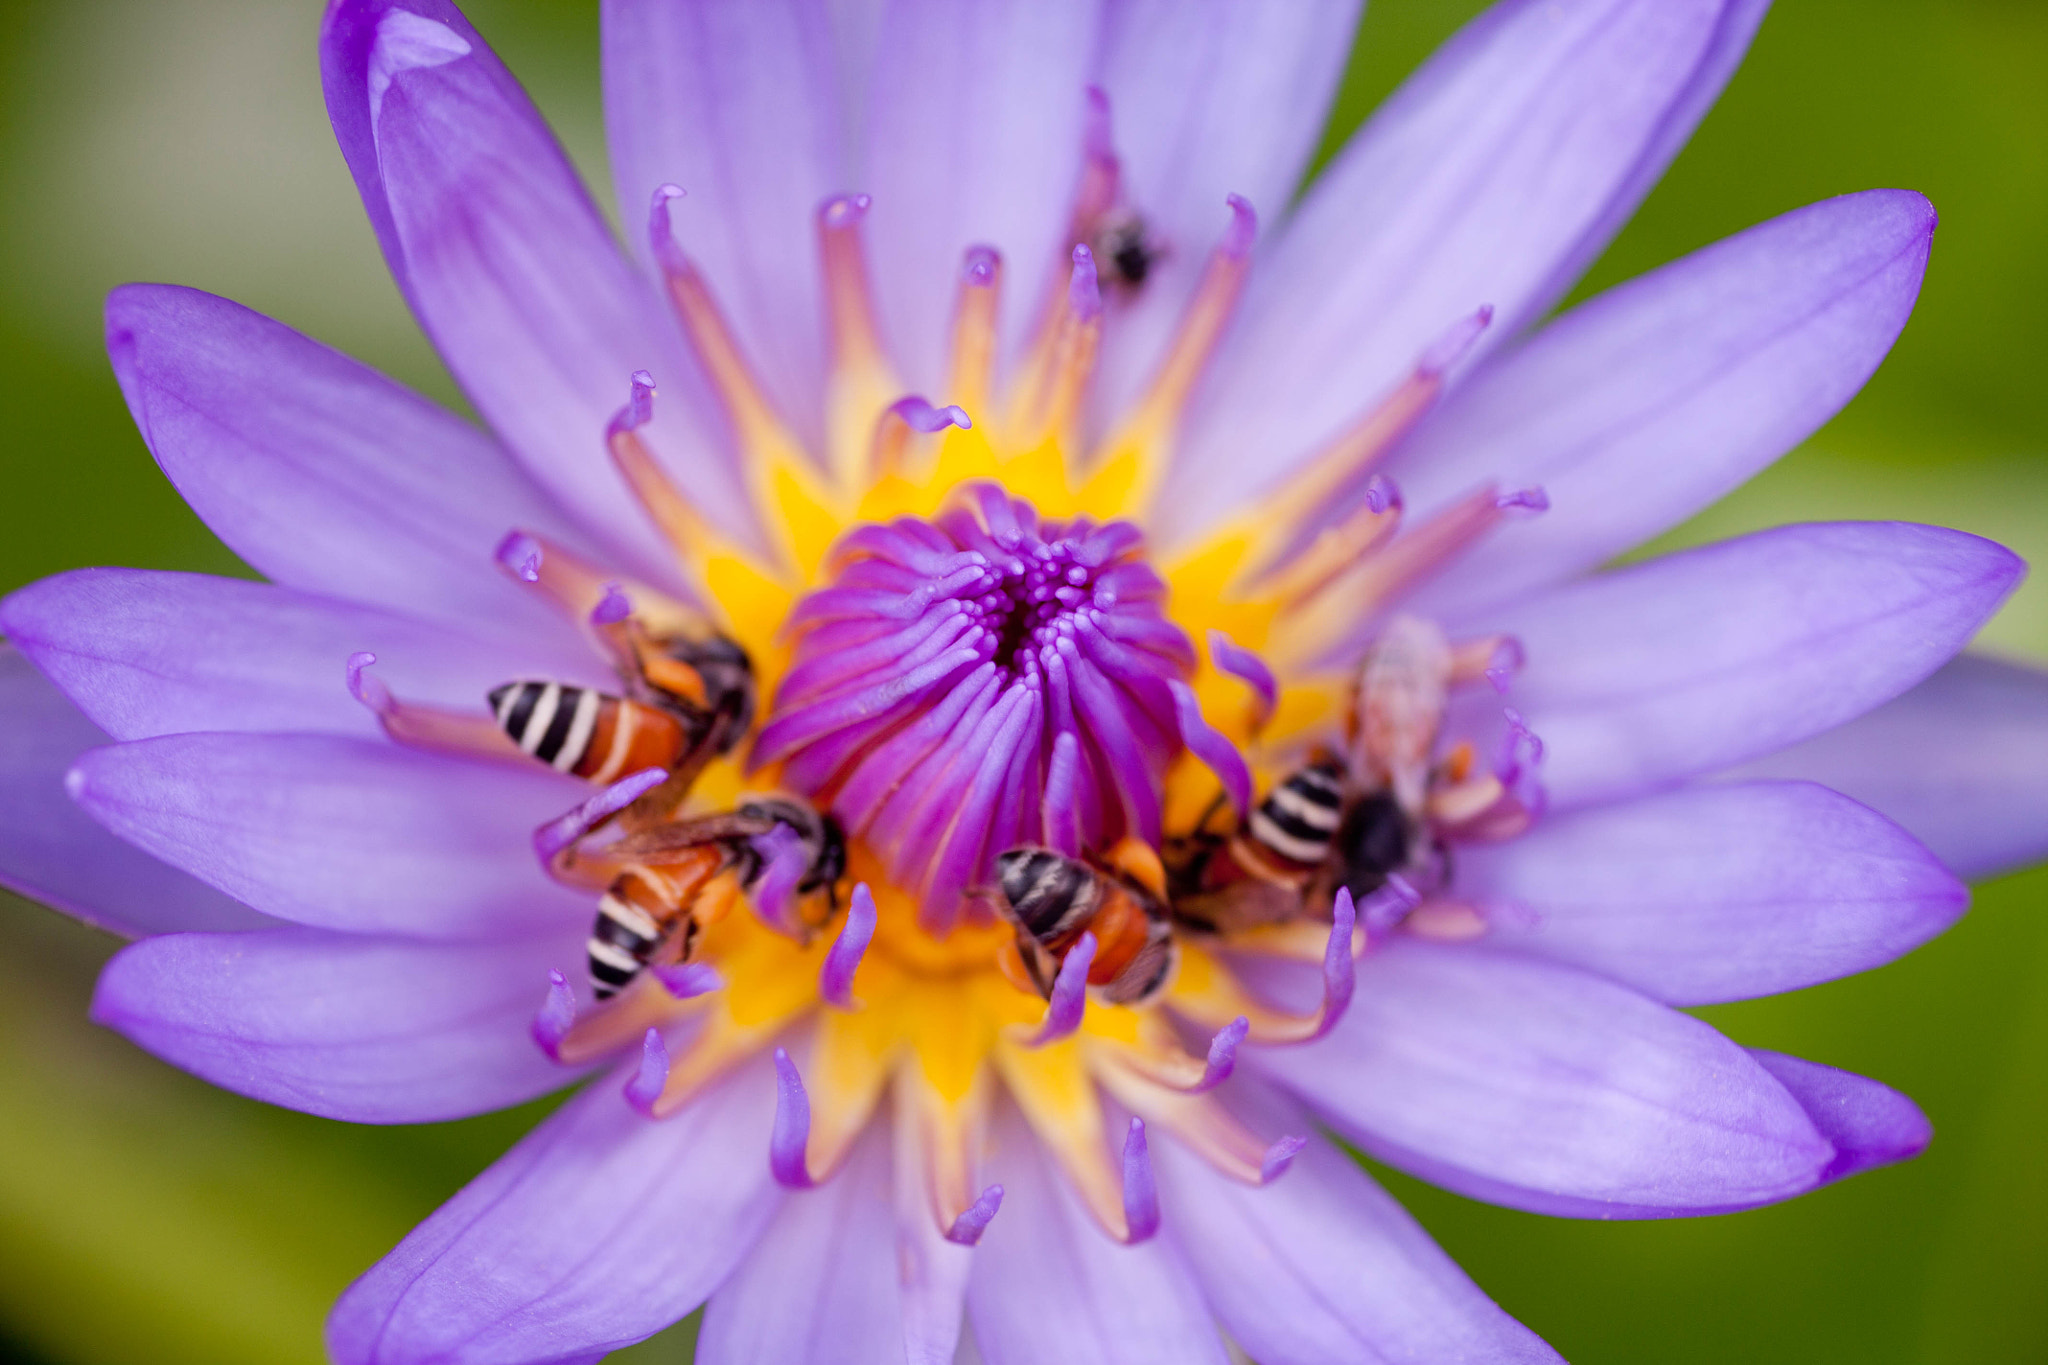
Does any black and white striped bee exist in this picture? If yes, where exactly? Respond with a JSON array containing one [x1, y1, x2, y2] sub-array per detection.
[[988, 844, 1178, 1007], [584, 796, 846, 1000], [1167, 619, 1455, 935], [490, 633, 754, 789]]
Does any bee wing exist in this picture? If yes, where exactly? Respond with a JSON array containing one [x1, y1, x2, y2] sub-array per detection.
[[608, 811, 777, 859]]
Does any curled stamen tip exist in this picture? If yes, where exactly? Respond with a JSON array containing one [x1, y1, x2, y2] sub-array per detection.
[[819, 192, 872, 227], [495, 530, 543, 583], [1420, 305, 1495, 376], [1122, 1117, 1160, 1244], [1191, 1015, 1249, 1093], [652, 961, 722, 999], [769, 1047, 816, 1189], [962, 244, 1001, 285], [888, 395, 974, 434], [1260, 1135, 1309, 1183], [608, 370, 658, 439], [1068, 244, 1102, 320], [1207, 631, 1278, 728], [1364, 474, 1402, 516], [1025, 931, 1095, 1047], [591, 583, 633, 626], [624, 1027, 670, 1115], [944, 1184, 1006, 1246], [648, 184, 688, 272], [1485, 635, 1526, 694], [1495, 486, 1549, 512], [532, 969, 575, 1061], [1221, 193, 1257, 258], [533, 766, 669, 866], [819, 882, 877, 1010], [345, 650, 390, 713]]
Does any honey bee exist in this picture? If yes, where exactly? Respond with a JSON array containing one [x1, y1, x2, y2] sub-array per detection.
[[1167, 618, 1452, 935], [584, 796, 846, 1000], [491, 632, 754, 788], [988, 844, 1178, 1008]]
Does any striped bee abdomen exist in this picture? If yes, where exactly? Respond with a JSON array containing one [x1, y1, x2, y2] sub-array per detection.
[[995, 847, 1101, 941], [587, 869, 678, 999], [490, 681, 688, 783], [1246, 761, 1345, 867]]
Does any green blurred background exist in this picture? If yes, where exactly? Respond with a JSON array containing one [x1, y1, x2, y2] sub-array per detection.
[[2, 0, 2045, 1360]]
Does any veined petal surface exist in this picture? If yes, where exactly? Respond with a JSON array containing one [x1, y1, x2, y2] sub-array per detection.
[[1486, 522, 2022, 809], [1166, 0, 1766, 537], [0, 646, 275, 936], [1249, 940, 1834, 1218], [321, 0, 749, 580], [1736, 654, 2048, 880], [602, 0, 843, 449], [92, 925, 584, 1123], [104, 284, 590, 643], [327, 1056, 782, 1365], [1462, 781, 1966, 1005], [1398, 189, 1938, 623], [2, 569, 603, 743], [67, 732, 588, 940]]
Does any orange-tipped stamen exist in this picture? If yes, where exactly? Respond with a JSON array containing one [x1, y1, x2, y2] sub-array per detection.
[[818, 193, 901, 493], [1088, 194, 1258, 517], [946, 246, 1003, 418], [1236, 307, 1492, 578]]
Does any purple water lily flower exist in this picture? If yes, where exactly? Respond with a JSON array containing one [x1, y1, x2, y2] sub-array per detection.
[[4, 0, 2047, 1361]]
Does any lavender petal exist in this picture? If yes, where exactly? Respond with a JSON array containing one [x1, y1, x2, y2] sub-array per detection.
[[1482, 521, 2022, 810], [1164, 0, 1766, 540], [1735, 653, 2048, 881], [1248, 940, 1836, 1217], [102, 285, 598, 637], [325, 1052, 783, 1365], [1400, 190, 1939, 623], [321, 0, 749, 580], [92, 925, 586, 1123], [0, 645, 273, 936], [68, 731, 590, 940], [1462, 780, 1968, 1005]]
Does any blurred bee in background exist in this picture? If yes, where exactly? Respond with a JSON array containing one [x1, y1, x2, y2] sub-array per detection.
[[1167, 617, 1454, 935], [579, 795, 845, 1000], [987, 841, 1178, 1007], [1092, 209, 1163, 291]]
